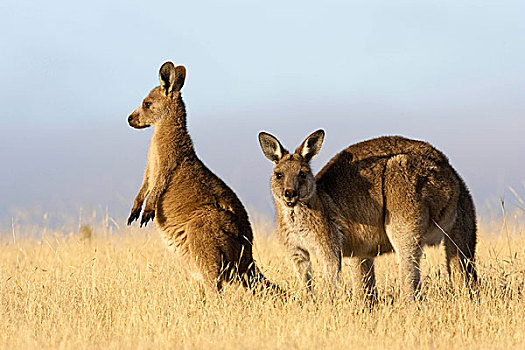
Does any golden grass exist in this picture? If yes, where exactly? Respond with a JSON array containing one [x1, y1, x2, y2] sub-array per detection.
[[1, 214, 524, 349]]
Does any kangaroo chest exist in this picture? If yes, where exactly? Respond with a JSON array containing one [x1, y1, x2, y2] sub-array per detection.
[[147, 140, 159, 191], [279, 204, 329, 249]]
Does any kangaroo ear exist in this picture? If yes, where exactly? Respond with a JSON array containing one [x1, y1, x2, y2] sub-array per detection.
[[296, 129, 325, 161], [159, 62, 186, 96], [258, 132, 288, 164]]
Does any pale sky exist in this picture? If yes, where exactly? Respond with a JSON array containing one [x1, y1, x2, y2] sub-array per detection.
[[1, 0, 524, 230]]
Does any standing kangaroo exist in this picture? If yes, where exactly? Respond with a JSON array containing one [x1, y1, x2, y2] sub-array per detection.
[[259, 130, 477, 301], [127, 61, 278, 293]]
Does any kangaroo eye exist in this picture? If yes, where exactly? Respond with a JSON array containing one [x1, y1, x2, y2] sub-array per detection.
[[299, 171, 307, 179], [275, 172, 282, 179], [144, 101, 152, 108]]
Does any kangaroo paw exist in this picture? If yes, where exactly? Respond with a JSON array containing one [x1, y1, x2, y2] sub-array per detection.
[[127, 207, 142, 225], [140, 209, 155, 227]]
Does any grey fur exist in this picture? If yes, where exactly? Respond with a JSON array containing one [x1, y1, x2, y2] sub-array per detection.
[[259, 130, 477, 301]]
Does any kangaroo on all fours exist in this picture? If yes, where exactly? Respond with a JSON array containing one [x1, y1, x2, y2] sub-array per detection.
[[127, 61, 279, 294], [259, 130, 477, 301]]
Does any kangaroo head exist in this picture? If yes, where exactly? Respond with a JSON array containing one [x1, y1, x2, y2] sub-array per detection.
[[258, 129, 325, 208], [128, 61, 186, 129]]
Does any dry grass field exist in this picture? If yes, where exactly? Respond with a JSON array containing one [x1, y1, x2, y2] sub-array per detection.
[[1, 212, 524, 349]]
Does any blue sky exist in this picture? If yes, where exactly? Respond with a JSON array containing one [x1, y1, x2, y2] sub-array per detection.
[[1, 0, 524, 228]]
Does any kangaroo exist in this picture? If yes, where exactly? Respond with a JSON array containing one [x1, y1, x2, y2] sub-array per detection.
[[127, 61, 279, 294], [259, 130, 477, 301]]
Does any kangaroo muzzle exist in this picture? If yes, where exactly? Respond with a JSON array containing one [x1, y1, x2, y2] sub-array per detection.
[[128, 113, 148, 129], [284, 188, 298, 207]]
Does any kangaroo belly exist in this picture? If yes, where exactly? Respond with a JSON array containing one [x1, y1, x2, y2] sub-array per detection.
[[342, 223, 394, 258], [160, 223, 190, 257]]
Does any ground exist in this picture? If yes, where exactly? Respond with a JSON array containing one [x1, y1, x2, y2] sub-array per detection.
[[1, 212, 523, 349]]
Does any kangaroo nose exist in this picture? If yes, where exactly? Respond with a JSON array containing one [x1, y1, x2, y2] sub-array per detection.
[[128, 115, 133, 123], [284, 189, 297, 199]]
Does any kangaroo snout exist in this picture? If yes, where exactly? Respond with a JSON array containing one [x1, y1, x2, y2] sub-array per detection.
[[284, 189, 297, 199], [128, 112, 147, 129], [284, 188, 298, 207]]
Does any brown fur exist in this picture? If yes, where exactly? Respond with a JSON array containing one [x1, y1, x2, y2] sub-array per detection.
[[259, 130, 477, 301], [127, 62, 279, 293]]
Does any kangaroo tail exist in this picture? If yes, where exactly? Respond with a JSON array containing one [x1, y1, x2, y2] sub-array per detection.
[[242, 264, 287, 297]]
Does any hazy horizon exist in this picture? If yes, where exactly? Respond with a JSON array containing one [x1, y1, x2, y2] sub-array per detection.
[[1, 0, 524, 232]]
